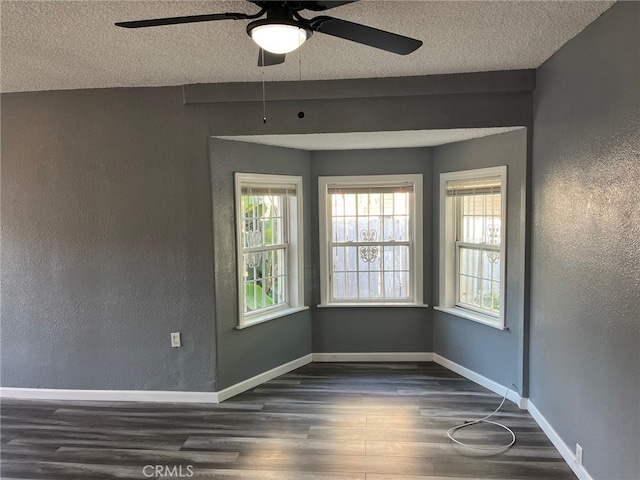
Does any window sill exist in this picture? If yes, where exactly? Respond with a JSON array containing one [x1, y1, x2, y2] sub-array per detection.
[[236, 306, 309, 330], [317, 303, 429, 308], [433, 306, 507, 330]]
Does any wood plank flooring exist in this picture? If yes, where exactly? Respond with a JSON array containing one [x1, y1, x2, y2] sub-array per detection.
[[1, 362, 576, 480]]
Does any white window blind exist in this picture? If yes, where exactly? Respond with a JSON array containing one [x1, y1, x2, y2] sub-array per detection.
[[446, 177, 501, 196], [327, 185, 415, 195], [240, 185, 298, 196]]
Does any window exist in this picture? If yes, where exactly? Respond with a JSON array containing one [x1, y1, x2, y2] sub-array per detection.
[[436, 167, 507, 329], [234, 173, 305, 328], [318, 174, 424, 306]]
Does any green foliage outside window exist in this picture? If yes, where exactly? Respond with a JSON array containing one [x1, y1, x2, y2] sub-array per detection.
[[242, 195, 281, 312]]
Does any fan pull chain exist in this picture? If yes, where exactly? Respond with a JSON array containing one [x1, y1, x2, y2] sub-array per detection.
[[261, 49, 267, 124], [262, 76, 267, 124], [297, 29, 304, 119]]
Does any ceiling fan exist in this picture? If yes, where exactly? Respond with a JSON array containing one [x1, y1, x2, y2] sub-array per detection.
[[115, 1, 423, 66]]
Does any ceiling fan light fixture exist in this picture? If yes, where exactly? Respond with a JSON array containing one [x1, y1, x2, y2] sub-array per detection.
[[249, 23, 310, 54]]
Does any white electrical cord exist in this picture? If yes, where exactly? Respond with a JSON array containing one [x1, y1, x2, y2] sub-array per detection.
[[446, 383, 519, 451]]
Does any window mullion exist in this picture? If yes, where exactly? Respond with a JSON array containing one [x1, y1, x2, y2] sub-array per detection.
[[456, 242, 499, 250], [409, 191, 414, 301], [244, 243, 288, 253], [356, 193, 361, 300]]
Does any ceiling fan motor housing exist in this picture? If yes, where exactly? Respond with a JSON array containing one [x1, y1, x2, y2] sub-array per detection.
[[247, 8, 312, 42]]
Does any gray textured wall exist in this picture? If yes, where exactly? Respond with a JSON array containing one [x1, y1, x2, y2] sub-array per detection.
[[209, 139, 312, 390], [1, 87, 216, 391], [432, 129, 528, 391], [530, 3, 639, 479], [310, 148, 433, 353], [1, 71, 533, 392]]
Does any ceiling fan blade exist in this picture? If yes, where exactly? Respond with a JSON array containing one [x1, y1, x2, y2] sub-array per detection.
[[302, 1, 359, 11], [309, 16, 422, 55], [115, 12, 254, 29], [258, 49, 286, 67]]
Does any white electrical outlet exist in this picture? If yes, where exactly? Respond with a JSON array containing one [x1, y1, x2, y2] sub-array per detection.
[[575, 443, 583, 466], [171, 332, 181, 348]]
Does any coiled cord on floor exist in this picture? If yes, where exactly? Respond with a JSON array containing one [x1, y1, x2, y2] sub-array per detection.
[[446, 383, 518, 451]]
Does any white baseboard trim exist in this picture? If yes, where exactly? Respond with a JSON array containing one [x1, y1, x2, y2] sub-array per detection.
[[528, 400, 593, 480], [1, 353, 529, 412], [312, 352, 434, 362], [433, 353, 528, 409], [0, 387, 221, 403], [0, 353, 314, 405], [215, 353, 312, 402]]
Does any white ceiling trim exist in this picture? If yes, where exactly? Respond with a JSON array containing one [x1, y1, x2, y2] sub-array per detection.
[[217, 127, 524, 151]]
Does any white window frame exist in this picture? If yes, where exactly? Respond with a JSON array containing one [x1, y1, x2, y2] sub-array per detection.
[[318, 174, 425, 307], [435, 166, 507, 329], [234, 173, 307, 329]]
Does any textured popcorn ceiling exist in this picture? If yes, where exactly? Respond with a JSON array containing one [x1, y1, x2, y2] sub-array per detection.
[[219, 127, 524, 150], [1, 0, 613, 93]]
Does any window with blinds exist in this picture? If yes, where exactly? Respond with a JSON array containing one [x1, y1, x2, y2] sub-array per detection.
[[437, 167, 507, 328], [234, 173, 304, 327], [319, 175, 424, 305]]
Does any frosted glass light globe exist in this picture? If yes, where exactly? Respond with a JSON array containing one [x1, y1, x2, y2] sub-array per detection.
[[250, 24, 308, 54]]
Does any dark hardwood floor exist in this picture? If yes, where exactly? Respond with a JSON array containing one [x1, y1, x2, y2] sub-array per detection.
[[1, 362, 576, 479]]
